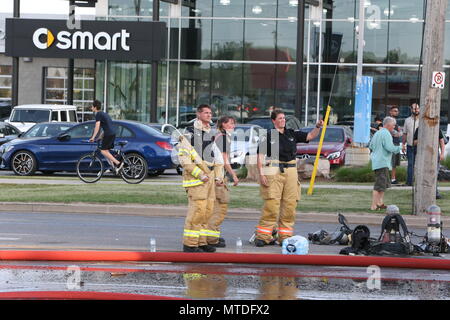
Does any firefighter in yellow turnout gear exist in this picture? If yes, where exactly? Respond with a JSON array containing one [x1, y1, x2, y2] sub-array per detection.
[[178, 105, 223, 253], [255, 109, 323, 247]]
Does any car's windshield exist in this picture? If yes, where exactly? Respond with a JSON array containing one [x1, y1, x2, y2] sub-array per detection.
[[300, 127, 345, 143], [22, 124, 72, 138], [10, 109, 50, 123]]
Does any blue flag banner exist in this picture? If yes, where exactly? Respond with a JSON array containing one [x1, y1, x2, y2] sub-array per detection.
[[354, 76, 373, 144]]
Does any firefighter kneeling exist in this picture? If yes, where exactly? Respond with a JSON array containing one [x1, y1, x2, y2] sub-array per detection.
[[255, 109, 323, 247]]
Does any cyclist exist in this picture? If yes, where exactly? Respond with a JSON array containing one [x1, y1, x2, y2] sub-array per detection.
[[88, 100, 123, 174]]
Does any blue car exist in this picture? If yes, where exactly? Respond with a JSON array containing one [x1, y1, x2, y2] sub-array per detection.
[[0, 120, 174, 176]]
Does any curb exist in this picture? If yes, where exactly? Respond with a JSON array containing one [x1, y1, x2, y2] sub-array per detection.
[[1, 202, 448, 228]]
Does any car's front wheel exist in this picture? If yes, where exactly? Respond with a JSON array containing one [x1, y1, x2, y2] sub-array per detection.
[[11, 151, 37, 176]]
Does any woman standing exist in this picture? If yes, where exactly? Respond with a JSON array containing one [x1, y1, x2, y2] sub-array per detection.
[[206, 116, 239, 248], [255, 109, 323, 246]]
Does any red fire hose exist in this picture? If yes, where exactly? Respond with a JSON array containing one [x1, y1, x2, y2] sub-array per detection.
[[0, 250, 449, 270]]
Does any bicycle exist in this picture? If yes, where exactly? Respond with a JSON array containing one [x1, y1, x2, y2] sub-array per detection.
[[76, 139, 148, 184]]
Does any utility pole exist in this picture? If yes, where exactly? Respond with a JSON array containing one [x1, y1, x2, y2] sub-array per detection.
[[414, 0, 448, 215]]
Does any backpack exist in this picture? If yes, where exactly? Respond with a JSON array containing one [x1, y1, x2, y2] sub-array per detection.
[[368, 213, 415, 255], [308, 213, 353, 245], [339, 225, 371, 255]]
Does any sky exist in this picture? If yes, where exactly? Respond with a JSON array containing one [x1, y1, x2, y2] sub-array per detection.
[[0, 0, 95, 15]]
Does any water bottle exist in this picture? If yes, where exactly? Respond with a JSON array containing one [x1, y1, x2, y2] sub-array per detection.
[[282, 235, 309, 255], [150, 237, 156, 252], [236, 237, 243, 253]]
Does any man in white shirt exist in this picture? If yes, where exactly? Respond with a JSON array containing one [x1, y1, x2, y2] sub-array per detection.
[[402, 103, 420, 186]]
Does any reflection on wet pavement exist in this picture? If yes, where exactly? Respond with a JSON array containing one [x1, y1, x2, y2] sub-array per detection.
[[0, 262, 448, 300]]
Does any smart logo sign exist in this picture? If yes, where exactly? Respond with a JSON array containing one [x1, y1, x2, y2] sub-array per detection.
[[6, 18, 166, 61]]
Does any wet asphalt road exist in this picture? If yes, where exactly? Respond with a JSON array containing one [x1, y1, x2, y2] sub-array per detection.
[[0, 211, 431, 253], [0, 211, 449, 300]]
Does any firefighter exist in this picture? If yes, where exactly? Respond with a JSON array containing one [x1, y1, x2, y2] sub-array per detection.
[[206, 116, 239, 248], [255, 109, 323, 247], [178, 104, 221, 253]]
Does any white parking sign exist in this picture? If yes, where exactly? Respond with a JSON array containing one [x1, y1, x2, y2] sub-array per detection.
[[432, 71, 445, 89]]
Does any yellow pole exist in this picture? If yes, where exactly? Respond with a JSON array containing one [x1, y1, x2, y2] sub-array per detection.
[[307, 105, 331, 195]]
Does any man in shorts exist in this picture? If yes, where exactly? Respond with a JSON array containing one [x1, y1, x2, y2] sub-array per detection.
[[369, 116, 402, 211], [89, 100, 124, 174], [388, 106, 402, 184]]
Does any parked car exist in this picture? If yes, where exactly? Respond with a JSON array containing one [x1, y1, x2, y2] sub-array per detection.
[[147, 123, 179, 137], [229, 124, 262, 169], [0, 120, 174, 176], [244, 115, 303, 131], [19, 122, 77, 139], [6, 104, 78, 132], [0, 122, 21, 146], [296, 125, 353, 166]]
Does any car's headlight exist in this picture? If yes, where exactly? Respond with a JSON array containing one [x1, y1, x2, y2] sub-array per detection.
[[327, 151, 341, 160]]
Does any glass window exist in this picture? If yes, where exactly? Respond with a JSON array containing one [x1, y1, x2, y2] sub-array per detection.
[[321, 21, 356, 63], [61, 111, 67, 122], [212, 19, 244, 60], [243, 63, 276, 118], [105, 62, 152, 122], [52, 111, 59, 121], [445, 23, 450, 65], [44, 67, 95, 109], [245, 0, 277, 18], [109, 0, 154, 17], [185, 0, 212, 17], [10, 109, 50, 123], [68, 110, 77, 122], [212, 0, 244, 18], [387, 0, 424, 20], [363, 21, 388, 63], [6, 125, 19, 135], [68, 123, 94, 138], [276, 20, 299, 62], [178, 18, 211, 60], [211, 63, 243, 120], [0, 65, 12, 102], [363, 66, 387, 118], [277, 0, 309, 19], [327, 0, 357, 20], [387, 22, 423, 64], [115, 124, 134, 138], [244, 20, 276, 61]]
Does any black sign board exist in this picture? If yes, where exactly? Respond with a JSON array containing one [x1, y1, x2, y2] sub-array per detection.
[[5, 18, 166, 61]]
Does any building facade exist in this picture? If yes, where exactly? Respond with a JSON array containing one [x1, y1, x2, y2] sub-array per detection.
[[2, 1, 450, 129]]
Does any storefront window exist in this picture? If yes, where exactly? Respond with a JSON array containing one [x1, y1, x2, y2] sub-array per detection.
[[44, 67, 95, 109], [102, 62, 152, 122], [103, 0, 443, 129], [0, 65, 12, 102]]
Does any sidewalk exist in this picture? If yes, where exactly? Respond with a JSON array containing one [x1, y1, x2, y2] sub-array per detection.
[[0, 177, 449, 227]]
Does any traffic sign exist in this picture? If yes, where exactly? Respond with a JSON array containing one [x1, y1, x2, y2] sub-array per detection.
[[431, 71, 445, 89]]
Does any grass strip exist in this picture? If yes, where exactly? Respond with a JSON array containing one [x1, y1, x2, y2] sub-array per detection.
[[0, 183, 448, 215]]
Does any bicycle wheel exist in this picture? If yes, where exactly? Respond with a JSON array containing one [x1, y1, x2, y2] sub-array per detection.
[[77, 154, 104, 183], [120, 152, 148, 184]]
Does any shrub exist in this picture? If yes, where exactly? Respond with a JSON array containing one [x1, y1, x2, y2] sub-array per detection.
[[334, 162, 406, 183], [442, 156, 450, 170]]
